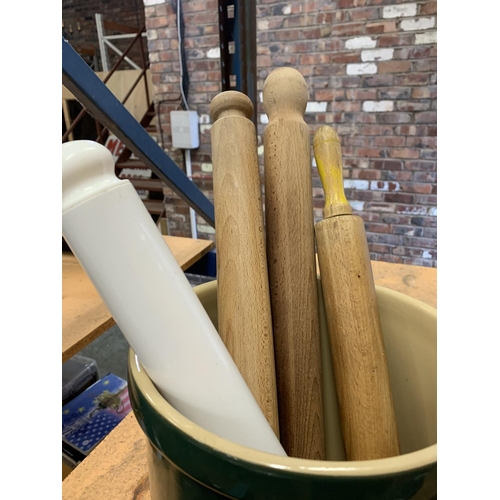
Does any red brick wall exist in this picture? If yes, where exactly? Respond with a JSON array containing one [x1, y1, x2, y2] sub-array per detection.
[[145, 0, 437, 267]]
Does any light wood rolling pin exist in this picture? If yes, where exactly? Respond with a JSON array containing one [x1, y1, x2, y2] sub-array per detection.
[[263, 67, 325, 459], [314, 125, 400, 460], [210, 91, 280, 437]]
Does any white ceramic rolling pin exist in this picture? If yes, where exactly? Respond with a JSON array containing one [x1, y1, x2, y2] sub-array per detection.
[[62, 140, 286, 456]]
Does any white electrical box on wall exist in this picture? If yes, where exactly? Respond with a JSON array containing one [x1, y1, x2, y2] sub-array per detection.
[[170, 110, 200, 149]]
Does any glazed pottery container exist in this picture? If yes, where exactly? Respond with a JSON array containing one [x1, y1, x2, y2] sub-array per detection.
[[128, 279, 437, 500]]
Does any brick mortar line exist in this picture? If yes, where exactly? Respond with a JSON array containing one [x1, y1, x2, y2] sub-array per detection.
[[241, 47, 436, 54], [256, 62, 436, 67], [258, 2, 431, 12], [152, 37, 437, 45], [254, 36, 436, 45], [175, 42, 437, 51], [366, 244, 437, 249], [327, 2, 435, 12], [257, 15, 436, 24], [259, 54, 437, 59], [148, 24, 438, 34], [363, 241, 437, 246], [257, 29, 436, 36]]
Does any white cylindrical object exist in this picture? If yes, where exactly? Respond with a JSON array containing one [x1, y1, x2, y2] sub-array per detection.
[[62, 140, 286, 456]]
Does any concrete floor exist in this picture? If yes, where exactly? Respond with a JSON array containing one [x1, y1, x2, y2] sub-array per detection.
[[69, 273, 215, 385], [78, 323, 130, 381]]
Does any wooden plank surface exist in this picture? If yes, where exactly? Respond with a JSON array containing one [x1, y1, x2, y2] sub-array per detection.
[[315, 259, 437, 310], [371, 261, 436, 309], [63, 413, 150, 500], [62, 261, 436, 500], [62, 235, 214, 362]]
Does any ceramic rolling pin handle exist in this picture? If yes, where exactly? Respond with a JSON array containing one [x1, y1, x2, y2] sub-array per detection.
[[210, 90, 254, 122], [62, 140, 126, 213], [62, 141, 287, 457], [263, 67, 309, 122], [313, 126, 353, 219]]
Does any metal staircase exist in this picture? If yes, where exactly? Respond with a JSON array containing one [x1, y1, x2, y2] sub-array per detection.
[[62, 34, 214, 227], [114, 102, 166, 220], [62, 21, 168, 221]]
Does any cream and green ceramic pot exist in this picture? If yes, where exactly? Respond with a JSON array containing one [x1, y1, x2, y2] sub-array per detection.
[[128, 279, 437, 500]]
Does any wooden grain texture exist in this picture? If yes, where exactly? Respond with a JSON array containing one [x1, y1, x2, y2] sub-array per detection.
[[62, 263, 436, 499], [210, 91, 279, 436], [62, 413, 151, 500], [316, 217, 400, 460], [263, 67, 325, 460], [316, 259, 437, 310], [371, 261, 436, 309], [314, 125, 399, 460], [62, 236, 214, 362]]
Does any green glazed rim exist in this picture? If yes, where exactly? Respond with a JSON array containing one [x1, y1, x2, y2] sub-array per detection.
[[129, 350, 435, 500], [128, 283, 437, 483]]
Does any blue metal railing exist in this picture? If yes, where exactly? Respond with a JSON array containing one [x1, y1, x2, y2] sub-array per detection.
[[62, 37, 215, 227]]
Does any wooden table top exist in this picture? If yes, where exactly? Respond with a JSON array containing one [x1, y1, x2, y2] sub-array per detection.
[[62, 235, 214, 363], [62, 260, 436, 499]]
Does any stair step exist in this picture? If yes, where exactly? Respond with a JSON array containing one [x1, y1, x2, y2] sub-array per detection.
[[143, 199, 165, 215], [130, 178, 165, 192]]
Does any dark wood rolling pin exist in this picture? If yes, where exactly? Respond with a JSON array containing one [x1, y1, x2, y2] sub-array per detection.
[[314, 125, 400, 460], [210, 91, 280, 437], [263, 67, 325, 459]]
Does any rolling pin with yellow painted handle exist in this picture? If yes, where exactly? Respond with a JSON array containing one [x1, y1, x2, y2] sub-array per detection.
[[314, 125, 400, 461]]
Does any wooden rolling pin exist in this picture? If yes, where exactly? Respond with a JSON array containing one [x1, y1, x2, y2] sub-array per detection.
[[210, 91, 279, 437], [263, 67, 325, 459], [314, 125, 400, 460]]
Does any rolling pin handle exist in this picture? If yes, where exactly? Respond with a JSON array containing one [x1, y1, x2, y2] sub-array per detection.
[[263, 67, 309, 121], [313, 126, 353, 219], [210, 91, 254, 122]]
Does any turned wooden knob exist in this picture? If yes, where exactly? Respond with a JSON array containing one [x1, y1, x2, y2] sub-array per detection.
[[210, 90, 254, 122], [263, 67, 309, 121]]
